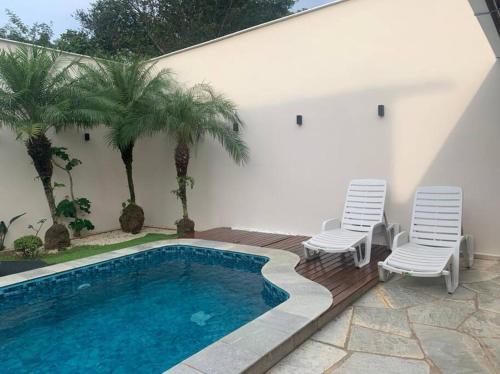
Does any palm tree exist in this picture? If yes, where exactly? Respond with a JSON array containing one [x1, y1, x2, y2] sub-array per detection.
[[0, 46, 100, 249], [160, 84, 249, 235], [79, 59, 172, 233]]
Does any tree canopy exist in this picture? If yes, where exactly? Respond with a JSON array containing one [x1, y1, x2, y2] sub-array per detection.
[[0, 1, 297, 58], [0, 10, 53, 47]]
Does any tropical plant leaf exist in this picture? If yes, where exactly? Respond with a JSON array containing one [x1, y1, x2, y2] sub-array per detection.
[[9, 212, 26, 225], [0, 221, 7, 235]]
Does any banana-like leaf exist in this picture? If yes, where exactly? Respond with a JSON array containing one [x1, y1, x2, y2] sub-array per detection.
[[0, 221, 7, 235], [9, 212, 26, 225]]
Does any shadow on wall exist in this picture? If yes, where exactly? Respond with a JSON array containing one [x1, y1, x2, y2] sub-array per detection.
[[416, 62, 500, 254], [185, 78, 454, 237]]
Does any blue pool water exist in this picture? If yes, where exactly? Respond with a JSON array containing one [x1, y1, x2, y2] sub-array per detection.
[[0, 246, 288, 373]]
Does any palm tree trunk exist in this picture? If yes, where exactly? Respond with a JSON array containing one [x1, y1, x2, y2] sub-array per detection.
[[26, 134, 58, 224], [175, 141, 190, 219], [120, 142, 136, 204]]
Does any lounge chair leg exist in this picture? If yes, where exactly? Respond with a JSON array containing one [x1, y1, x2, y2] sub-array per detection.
[[444, 270, 453, 294], [304, 247, 320, 260], [465, 235, 474, 268], [378, 262, 390, 282], [444, 260, 459, 294], [352, 247, 360, 267], [355, 243, 370, 268]]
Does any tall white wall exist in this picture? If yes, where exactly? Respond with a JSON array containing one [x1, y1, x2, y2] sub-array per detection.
[[152, 0, 500, 256], [2, 0, 500, 257]]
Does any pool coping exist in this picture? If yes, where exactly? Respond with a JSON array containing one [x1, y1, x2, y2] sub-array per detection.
[[0, 238, 333, 373]]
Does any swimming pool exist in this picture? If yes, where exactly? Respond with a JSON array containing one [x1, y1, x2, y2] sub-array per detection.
[[0, 245, 288, 373]]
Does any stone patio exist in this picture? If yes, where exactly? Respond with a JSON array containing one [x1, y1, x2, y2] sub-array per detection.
[[268, 258, 500, 374]]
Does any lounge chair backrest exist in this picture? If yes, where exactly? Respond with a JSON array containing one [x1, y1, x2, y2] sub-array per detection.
[[410, 186, 463, 248], [341, 179, 387, 232]]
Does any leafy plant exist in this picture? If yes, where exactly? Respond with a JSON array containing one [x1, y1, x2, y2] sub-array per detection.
[[0, 10, 53, 47], [171, 176, 195, 201], [63, 0, 295, 57], [52, 147, 94, 237], [56, 197, 94, 238], [79, 59, 173, 233], [69, 218, 95, 234], [158, 83, 249, 235], [14, 235, 43, 258], [0, 213, 26, 250], [0, 46, 102, 248], [28, 218, 48, 237]]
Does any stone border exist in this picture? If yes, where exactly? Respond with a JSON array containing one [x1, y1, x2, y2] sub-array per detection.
[[0, 238, 333, 373]]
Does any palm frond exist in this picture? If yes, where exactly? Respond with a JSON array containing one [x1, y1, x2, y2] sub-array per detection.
[[158, 83, 249, 164], [0, 45, 99, 140], [77, 58, 175, 149], [203, 119, 249, 165]]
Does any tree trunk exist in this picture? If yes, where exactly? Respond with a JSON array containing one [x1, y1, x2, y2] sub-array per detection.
[[175, 141, 190, 219], [53, 159, 80, 235], [26, 134, 58, 224], [120, 142, 136, 204]]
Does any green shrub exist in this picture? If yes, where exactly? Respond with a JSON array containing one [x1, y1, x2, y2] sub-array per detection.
[[14, 235, 43, 258]]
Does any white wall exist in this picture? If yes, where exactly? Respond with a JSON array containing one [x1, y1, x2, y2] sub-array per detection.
[[151, 0, 500, 256], [2, 0, 500, 257]]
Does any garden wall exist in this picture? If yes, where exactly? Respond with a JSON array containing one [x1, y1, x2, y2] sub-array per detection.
[[152, 0, 500, 257]]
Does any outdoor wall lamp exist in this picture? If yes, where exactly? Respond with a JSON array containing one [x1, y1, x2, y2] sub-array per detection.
[[378, 105, 385, 117], [296, 115, 303, 126], [84, 133, 90, 141], [233, 122, 239, 132]]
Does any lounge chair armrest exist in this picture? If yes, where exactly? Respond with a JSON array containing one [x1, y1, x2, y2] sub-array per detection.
[[368, 221, 386, 236], [321, 218, 341, 232], [393, 231, 409, 249]]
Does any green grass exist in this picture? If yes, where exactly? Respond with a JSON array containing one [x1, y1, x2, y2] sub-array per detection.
[[43, 233, 177, 264], [0, 233, 177, 265], [0, 253, 17, 260]]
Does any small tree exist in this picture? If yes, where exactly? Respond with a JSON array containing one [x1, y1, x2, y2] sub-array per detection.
[[159, 84, 249, 235], [0, 46, 101, 249], [79, 58, 173, 234], [52, 147, 95, 237]]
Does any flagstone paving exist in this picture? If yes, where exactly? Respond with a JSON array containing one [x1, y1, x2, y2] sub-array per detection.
[[407, 299, 476, 329], [352, 306, 412, 337], [312, 307, 352, 347], [481, 338, 500, 371], [330, 352, 430, 374], [268, 258, 500, 373]]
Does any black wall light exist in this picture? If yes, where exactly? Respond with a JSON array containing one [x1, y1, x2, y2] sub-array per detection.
[[296, 115, 303, 126], [233, 122, 239, 132], [378, 105, 385, 117], [84, 133, 90, 141]]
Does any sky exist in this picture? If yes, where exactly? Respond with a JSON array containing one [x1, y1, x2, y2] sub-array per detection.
[[0, 0, 332, 38]]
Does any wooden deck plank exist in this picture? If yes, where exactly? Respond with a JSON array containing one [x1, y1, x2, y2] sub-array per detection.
[[193, 227, 390, 317]]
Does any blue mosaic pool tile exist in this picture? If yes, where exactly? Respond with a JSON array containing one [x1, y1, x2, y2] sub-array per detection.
[[0, 245, 288, 310]]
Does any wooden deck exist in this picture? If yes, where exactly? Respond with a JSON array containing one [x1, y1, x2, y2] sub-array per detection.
[[192, 227, 391, 319]]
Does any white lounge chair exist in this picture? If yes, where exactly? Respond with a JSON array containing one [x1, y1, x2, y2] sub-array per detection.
[[378, 186, 467, 294], [303, 179, 389, 268]]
